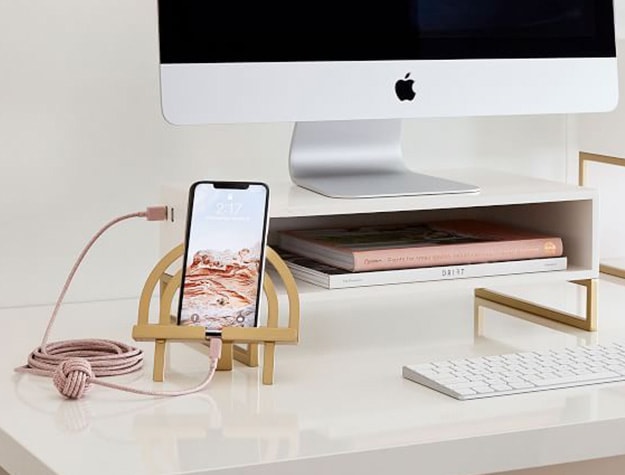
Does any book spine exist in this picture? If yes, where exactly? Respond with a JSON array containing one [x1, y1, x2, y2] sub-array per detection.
[[288, 257, 567, 289], [351, 238, 563, 272]]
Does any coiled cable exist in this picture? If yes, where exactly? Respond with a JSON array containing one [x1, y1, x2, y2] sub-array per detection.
[[14, 209, 221, 399]]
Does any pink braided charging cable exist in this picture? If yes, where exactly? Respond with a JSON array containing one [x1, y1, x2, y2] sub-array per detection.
[[15, 209, 222, 399]]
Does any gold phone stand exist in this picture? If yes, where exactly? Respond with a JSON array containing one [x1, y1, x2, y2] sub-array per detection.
[[132, 244, 300, 384]]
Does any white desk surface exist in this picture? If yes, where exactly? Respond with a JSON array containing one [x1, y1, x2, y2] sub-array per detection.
[[2, 276, 625, 475]]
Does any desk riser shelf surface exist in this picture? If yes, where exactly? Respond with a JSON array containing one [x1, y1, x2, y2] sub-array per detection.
[[161, 169, 598, 292]]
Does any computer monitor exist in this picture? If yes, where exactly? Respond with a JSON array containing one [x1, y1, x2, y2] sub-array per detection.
[[157, 1, 618, 198]]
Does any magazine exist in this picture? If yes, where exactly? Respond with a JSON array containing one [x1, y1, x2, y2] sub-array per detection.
[[277, 219, 564, 272], [274, 247, 567, 289]]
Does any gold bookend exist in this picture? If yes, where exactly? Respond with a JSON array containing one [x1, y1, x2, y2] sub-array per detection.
[[133, 244, 300, 385]]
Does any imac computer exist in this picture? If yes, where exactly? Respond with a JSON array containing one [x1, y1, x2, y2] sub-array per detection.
[[157, 1, 618, 198]]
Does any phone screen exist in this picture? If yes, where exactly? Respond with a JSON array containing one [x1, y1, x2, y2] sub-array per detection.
[[177, 181, 270, 335]]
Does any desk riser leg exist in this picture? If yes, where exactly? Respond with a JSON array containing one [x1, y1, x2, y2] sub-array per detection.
[[474, 278, 597, 332]]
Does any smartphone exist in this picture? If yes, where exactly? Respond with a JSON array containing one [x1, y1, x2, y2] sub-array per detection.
[[177, 181, 270, 336]]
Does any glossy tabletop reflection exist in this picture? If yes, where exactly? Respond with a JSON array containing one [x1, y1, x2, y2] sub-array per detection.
[[3, 276, 625, 475]]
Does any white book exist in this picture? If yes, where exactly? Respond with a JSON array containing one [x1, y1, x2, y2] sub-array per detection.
[[273, 247, 568, 289]]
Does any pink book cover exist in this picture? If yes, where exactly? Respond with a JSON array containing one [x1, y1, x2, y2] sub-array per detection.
[[279, 219, 563, 272]]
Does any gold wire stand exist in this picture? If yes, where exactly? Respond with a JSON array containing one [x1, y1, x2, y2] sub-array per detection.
[[474, 278, 597, 332], [132, 244, 300, 385], [579, 151, 625, 280], [472, 151, 619, 332]]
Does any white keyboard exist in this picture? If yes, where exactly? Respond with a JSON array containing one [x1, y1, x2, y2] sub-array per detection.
[[402, 341, 625, 400]]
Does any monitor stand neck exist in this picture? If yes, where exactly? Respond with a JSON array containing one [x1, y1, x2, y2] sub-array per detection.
[[288, 119, 479, 199]]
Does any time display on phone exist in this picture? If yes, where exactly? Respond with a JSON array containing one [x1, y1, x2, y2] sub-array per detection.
[[215, 201, 242, 216]]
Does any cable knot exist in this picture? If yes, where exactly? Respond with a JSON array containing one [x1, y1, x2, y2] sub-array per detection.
[[53, 358, 94, 399]]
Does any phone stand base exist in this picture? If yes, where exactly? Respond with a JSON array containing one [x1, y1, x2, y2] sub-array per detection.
[[132, 245, 300, 385]]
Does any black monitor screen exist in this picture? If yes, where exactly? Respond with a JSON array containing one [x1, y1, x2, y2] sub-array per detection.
[[158, 0, 615, 63]]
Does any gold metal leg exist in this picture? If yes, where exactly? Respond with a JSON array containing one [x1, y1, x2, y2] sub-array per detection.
[[600, 263, 625, 280], [474, 278, 597, 332], [153, 339, 166, 382], [473, 297, 485, 338], [233, 343, 259, 367], [217, 343, 234, 371], [579, 151, 625, 280], [262, 342, 276, 385], [473, 151, 617, 333]]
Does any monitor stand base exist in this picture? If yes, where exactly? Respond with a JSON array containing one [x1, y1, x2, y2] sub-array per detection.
[[289, 119, 479, 199], [293, 170, 479, 199]]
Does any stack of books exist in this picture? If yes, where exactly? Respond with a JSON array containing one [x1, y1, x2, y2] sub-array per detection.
[[274, 219, 567, 289]]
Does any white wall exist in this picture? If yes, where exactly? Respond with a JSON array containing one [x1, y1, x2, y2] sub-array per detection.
[[0, 0, 294, 307], [1, 0, 622, 308]]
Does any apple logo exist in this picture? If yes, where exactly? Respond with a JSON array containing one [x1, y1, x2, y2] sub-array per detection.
[[395, 73, 416, 101]]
